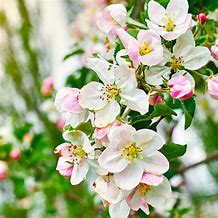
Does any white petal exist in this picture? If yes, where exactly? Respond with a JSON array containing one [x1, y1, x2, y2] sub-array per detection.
[[142, 151, 169, 175], [114, 163, 144, 190], [94, 100, 120, 128], [70, 160, 89, 185], [126, 187, 142, 211], [93, 176, 124, 204], [166, 0, 189, 24], [65, 110, 89, 128], [183, 46, 210, 70], [120, 88, 149, 114], [134, 129, 165, 156], [79, 82, 107, 110], [145, 65, 171, 85], [109, 200, 130, 218], [63, 130, 88, 146], [148, 0, 166, 25], [107, 124, 135, 149], [87, 57, 114, 84], [144, 177, 172, 208], [98, 147, 128, 173], [173, 30, 195, 56], [114, 65, 137, 91]]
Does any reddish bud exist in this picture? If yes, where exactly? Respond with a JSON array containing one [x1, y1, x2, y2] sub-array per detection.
[[196, 13, 207, 24], [0, 161, 8, 180], [10, 148, 21, 161]]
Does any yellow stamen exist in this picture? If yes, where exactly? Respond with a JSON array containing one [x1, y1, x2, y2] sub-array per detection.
[[139, 184, 150, 196], [164, 17, 175, 32], [73, 148, 86, 158], [139, 42, 153, 56], [124, 143, 143, 162], [169, 56, 183, 71]]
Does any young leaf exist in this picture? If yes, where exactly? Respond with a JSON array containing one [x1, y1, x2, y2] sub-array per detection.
[[181, 97, 196, 129], [63, 49, 84, 60], [75, 121, 94, 136], [160, 142, 187, 160]]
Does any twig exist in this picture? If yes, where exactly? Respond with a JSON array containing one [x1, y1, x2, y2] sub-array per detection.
[[178, 152, 218, 174]]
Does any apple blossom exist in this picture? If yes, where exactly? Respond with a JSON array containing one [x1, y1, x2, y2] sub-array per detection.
[[126, 173, 172, 215], [98, 125, 169, 190], [41, 76, 54, 96], [54, 130, 94, 185], [211, 43, 218, 61], [0, 160, 8, 180], [208, 76, 218, 100], [146, 0, 192, 40], [55, 87, 90, 127], [79, 58, 149, 127], [96, 4, 127, 35], [144, 30, 210, 85], [115, 28, 163, 66], [168, 74, 194, 100], [10, 148, 21, 161]]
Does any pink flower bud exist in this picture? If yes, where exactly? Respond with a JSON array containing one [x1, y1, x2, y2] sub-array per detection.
[[208, 76, 218, 100], [10, 149, 21, 161], [196, 13, 207, 24], [0, 161, 8, 180], [41, 77, 54, 96], [168, 75, 194, 100], [149, 94, 163, 106], [55, 87, 83, 113]]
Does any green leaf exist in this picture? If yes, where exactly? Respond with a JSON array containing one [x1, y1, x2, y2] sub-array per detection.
[[181, 97, 196, 129], [127, 6, 134, 16], [148, 103, 177, 119], [127, 28, 139, 37], [160, 142, 187, 160], [63, 48, 84, 60], [195, 35, 208, 46], [64, 124, 74, 131], [75, 121, 94, 136]]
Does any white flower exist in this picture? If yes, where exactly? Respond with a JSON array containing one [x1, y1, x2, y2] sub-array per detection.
[[145, 30, 210, 85], [54, 130, 94, 185], [96, 4, 127, 35], [79, 58, 149, 127], [98, 125, 169, 190], [146, 0, 192, 40], [55, 87, 91, 127]]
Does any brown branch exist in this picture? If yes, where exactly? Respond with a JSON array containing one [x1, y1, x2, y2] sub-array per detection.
[[178, 152, 218, 174]]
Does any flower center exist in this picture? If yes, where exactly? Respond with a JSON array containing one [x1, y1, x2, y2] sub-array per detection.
[[169, 56, 183, 71], [139, 184, 150, 196], [164, 17, 175, 32], [72, 146, 86, 158], [101, 84, 120, 101], [124, 143, 143, 162], [139, 42, 153, 56]]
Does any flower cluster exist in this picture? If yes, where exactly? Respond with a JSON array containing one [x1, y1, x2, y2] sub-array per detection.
[[54, 0, 217, 217]]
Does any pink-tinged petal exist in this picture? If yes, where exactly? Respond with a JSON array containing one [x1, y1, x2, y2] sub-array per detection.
[[93, 176, 124, 204], [109, 200, 130, 218], [134, 129, 164, 155], [94, 99, 120, 128], [98, 147, 128, 173], [144, 177, 172, 208], [140, 199, 150, 215], [141, 172, 163, 186], [107, 124, 135, 149], [55, 87, 83, 113], [86, 58, 114, 84], [56, 157, 74, 178], [147, 0, 166, 25], [126, 187, 142, 211], [115, 28, 140, 65], [70, 159, 89, 185], [54, 143, 72, 157], [166, 0, 189, 24], [94, 124, 112, 139], [142, 151, 169, 175], [79, 82, 107, 111], [208, 76, 218, 100], [114, 163, 144, 190]]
